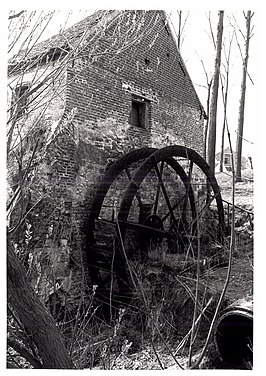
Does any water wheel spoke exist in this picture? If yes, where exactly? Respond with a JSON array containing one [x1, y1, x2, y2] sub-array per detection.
[[182, 160, 193, 221], [152, 157, 179, 232], [125, 167, 144, 211], [117, 219, 175, 239], [198, 193, 219, 216], [153, 161, 164, 215], [125, 166, 133, 181], [161, 193, 186, 222]]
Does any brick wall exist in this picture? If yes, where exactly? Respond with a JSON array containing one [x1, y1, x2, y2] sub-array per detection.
[[46, 12, 204, 297], [8, 11, 205, 303], [61, 10, 204, 209]]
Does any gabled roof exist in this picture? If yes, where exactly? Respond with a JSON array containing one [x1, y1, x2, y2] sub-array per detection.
[[8, 10, 205, 113], [9, 10, 118, 72]]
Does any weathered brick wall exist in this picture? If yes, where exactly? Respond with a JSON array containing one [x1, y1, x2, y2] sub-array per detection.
[[62, 10, 204, 216], [65, 11, 204, 156], [8, 11, 205, 304], [7, 61, 67, 229], [7, 61, 67, 198], [8, 61, 67, 134], [51, 11, 205, 289]]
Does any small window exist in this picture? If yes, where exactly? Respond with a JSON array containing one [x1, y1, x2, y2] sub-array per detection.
[[224, 154, 231, 166], [144, 58, 150, 66], [13, 84, 29, 118], [129, 95, 148, 128]]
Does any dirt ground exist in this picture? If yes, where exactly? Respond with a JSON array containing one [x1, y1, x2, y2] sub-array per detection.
[[109, 169, 254, 370], [216, 168, 253, 210], [215, 169, 253, 301], [86, 168, 254, 371]]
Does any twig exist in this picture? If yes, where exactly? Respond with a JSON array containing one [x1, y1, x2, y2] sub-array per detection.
[[109, 235, 116, 321], [188, 210, 201, 366], [208, 11, 216, 49], [151, 338, 164, 370], [7, 337, 42, 368], [9, 11, 25, 20], [153, 319, 184, 370], [174, 297, 213, 355]]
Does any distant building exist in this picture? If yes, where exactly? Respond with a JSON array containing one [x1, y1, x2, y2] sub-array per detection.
[[215, 147, 249, 172]]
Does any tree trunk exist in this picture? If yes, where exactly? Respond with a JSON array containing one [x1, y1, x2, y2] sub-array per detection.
[[207, 11, 224, 172], [203, 80, 212, 161], [235, 11, 252, 182], [177, 11, 182, 50], [219, 29, 234, 173], [220, 57, 229, 172], [220, 121, 226, 172], [7, 241, 75, 369]]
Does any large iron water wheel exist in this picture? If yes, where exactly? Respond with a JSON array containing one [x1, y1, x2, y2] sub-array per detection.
[[86, 147, 198, 308], [86, 145, 227, 357], [113, 145, 225, 304]]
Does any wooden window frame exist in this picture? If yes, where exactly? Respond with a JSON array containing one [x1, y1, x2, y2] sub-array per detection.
[[130, 95, 148, 128]]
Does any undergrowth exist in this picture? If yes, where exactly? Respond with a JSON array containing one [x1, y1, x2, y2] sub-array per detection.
[[7, 201, 253, 370]]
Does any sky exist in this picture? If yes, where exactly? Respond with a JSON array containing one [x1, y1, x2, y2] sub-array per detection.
[[175, 10, 256, 158]]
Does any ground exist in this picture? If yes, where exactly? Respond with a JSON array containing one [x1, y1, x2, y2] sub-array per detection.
[[215, 168, 253, 301], [98, 168, 254, 370], [8, 168, 254, 370]]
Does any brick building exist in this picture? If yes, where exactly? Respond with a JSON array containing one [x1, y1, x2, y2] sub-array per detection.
[[8, 10, 205, 307]]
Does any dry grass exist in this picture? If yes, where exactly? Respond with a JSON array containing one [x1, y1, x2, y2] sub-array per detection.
[[7, 169, 254, 370]]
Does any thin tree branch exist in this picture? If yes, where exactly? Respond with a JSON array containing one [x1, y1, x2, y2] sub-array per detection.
[[7, 338, 42, 368], [233, 28, 254, 85], [9, 11, 25, 20], [208, 12, 216, 49]]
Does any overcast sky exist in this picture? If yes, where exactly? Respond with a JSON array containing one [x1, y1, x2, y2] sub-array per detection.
[[171, 10, 256, 158]]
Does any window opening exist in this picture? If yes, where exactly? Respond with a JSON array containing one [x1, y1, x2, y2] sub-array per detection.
[[224, 153, 231, 166], [144, 58, 150, 66], [130, 95, 148, 128]]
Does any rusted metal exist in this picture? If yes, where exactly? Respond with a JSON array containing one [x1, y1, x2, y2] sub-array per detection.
[[222, 198, 254, 230], [215, 298, 253, 368], [99, 217, 175, 239], [86, 146, 198, 289], [118, 145, 225, 238], [87, 145, 226, 306]]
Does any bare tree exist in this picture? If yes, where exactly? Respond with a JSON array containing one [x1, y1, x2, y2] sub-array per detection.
[[197, 57, 212, 161], [207, 11, 224, 172], [193, 12, 216, 161], [7, 11, 79, 368], [176, 11, 189, 51], [235, 11, 254, 182], [7, 241, 75, 368], [219, 30, 235, 172]]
